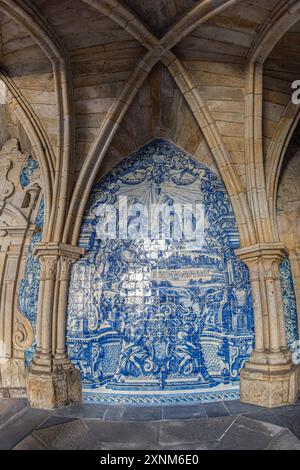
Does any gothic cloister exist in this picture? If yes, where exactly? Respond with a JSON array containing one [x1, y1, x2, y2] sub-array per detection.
[[0, 0, 300, 451]]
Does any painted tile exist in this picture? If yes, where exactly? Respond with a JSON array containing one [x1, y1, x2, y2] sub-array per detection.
[[280, 256, 299, 348], [18, 156, 43, 365], [67, 139, 255, 405], [18, 141, 299, 404]]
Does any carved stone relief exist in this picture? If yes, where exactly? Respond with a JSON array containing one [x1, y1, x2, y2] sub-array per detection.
[[13, 310, 34, 353], [0, 158, 14, 201], [0, 138, 42, 394]]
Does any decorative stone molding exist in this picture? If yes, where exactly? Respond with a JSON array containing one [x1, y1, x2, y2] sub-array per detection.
[[240, 362, 298, 408], [0, 204, 29, 231], [34, 243, 84, 281], [0, 139, 41, 235], [0, 159, 14, 201], [33, 242, 85, 261], [236, 243, 286, 282], [0, 138, 24, 157], [13, 310, 34, 352], [0, 139, 29, 202]]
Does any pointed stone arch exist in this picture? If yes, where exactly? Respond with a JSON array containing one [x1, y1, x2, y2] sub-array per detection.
[[0, 0, 74, 242], [0, 73, 54, 236], [65, 0, 253, 249], [244, 0, 300, 243], [266, 104, 300, 238]]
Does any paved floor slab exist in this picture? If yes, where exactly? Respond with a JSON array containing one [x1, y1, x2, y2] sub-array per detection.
[[0, 398, 299, 450], [0, 407, 51, 450]]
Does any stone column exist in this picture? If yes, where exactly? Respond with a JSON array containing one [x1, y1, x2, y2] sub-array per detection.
[[27, 242, 84, 409], [236, 243, 298, 408], [54, 256, 75, 363]]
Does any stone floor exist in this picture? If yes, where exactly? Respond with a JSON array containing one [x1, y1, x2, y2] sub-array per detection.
[[1, 398, 300, 450]]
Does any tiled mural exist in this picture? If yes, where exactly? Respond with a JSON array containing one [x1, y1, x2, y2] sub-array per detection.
[[16, 142, 300, 405], [66, 139, 255, 405], [18, 157, 43, 366], [280, 257, 299, 349]]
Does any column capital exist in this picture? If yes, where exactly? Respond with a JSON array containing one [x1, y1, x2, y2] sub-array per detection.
[[235, 243, 287, 264], [33, 242, 85, 261]]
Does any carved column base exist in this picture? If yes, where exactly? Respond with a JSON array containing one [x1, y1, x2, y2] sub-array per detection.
[[26, 364, 82, 409], [240, 361, 298, 408], [0, 358, 26, 397]]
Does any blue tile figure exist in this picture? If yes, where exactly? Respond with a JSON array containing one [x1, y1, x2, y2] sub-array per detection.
[[67, 139, 255, 405]]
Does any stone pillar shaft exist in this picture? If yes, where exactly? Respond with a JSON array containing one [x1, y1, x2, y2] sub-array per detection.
[[236, 243, 298, 407], [27, 243, 84, 409], [41, 256, 57, 360], [54, 257, 73, 362], [250, 275, 265, 352]]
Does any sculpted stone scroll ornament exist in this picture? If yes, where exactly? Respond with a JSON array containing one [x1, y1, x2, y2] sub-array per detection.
[[0, 139, 40, 229], [0, 139, 29, 203], [13, 309, 34, 352], [0, 159, 14, 201], [0, 138, 20, 156]]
